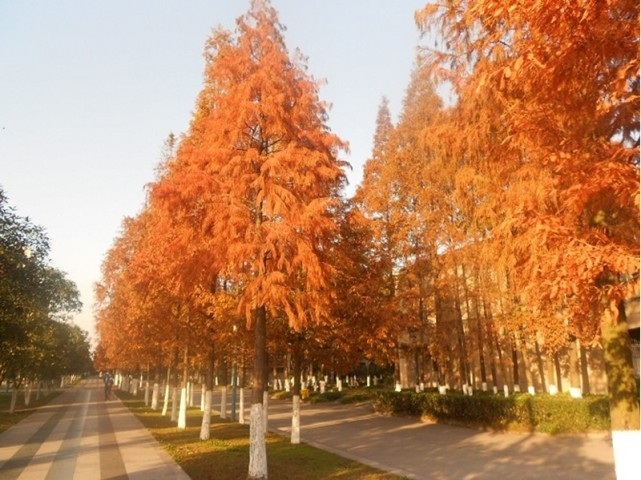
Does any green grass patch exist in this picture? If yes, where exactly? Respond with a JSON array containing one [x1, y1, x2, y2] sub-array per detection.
[[0, 389, 64, 434], [117, 391, 406, 480]]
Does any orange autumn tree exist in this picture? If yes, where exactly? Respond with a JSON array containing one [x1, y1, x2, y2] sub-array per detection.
[[416, 0, 639, 469], [356, 65, 450, 387], [159, 1, 347, 477]]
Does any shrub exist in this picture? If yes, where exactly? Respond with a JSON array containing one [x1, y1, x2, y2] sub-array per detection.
[[308, 391, 344, 404], [372, 390, 610, 433]]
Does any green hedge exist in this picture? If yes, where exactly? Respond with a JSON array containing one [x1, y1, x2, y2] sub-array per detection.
[[372, 390, 610, 433]]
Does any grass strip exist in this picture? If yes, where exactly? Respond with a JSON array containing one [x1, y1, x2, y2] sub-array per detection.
[[116, 391, 406, 480]]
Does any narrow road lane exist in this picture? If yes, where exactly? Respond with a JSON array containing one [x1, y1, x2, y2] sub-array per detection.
[[0, 378, 190, 480]]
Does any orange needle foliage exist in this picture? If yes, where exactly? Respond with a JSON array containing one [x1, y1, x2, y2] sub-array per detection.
[[416, 0, 639, 429], [149, 2, 348, 477]]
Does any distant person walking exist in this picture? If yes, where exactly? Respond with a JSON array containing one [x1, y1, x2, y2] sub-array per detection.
[[103, 372, 114, 400]]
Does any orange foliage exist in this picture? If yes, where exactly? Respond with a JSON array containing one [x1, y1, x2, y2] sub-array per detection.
[[416, 0, 639, 346]]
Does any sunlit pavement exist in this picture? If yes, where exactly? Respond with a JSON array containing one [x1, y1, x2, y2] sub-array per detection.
[[0, 382, 616, 480], [205, 388, 615, 479], [0, 378, 190, 480], [263, 394, 615, 480]]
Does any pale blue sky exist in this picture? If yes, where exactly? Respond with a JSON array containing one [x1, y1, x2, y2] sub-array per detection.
[[0, 0, 426, 342]]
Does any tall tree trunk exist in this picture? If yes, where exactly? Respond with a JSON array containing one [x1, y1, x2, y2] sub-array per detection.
[[495, 331, 509, 392], [178, 347, 189, 429], [162, 364, 171, 416], [579, 343, 591, 395], [568, 338, 582, 397], [511, 336, 520, 391], [171, 351, 179, 422], [239, 358, 246, 425], [534, 340, 547, 393], [220, 363, 228, 420], [454, 291, 470, 389], [9, 385, 18, 414], [200, 348, 215, 441], [601, 301, 640, 480], [483, 302, 498, 390], [291, 340, 302, 444], [248, 305, 268, 480], [152, 365, 160, 410], [144, 364, 151, 407], [553, 352, 563, 393]]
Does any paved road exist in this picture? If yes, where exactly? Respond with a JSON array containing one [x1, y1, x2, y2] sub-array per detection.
[[0, 378, 189, 480], [263, 396, 616, 480], [0, 381, 617, 480]]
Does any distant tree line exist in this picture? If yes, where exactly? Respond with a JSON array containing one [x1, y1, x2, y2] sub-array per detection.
[[0, 187, 93, 396]]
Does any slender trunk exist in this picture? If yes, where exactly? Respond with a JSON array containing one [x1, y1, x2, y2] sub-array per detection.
[[291, 344, 302, 444], [162, 365, 171, 416], [239, 359, 246, 425], [454, 294, 469, 389], [534, 340, 547, 393], [220, 385, 228, 419], [579, 343, 591, 395], [248, 305, 268, 480], [144, 367, 151, 407], [239, 387, 246, 425], [484, 309, 498, 390], [568, 338, 582, 398], [511, 336, 520, 391], [553, 352, 563, 393], [495, 332, 509, 391], [476, 306, 487, 386], [9, 386, 18, 414], [24, 381, 31, 406], [200, 348, 215, 440], [601, 301, 640, 480], [178, 347, 189, 429]]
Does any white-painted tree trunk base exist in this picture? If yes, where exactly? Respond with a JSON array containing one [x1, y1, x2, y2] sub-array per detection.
[[144, 381, 150, 406], [178, 387, 187, 429], [570, 387, 582, 398], [171, 387, 179, 422], [239, 388, 245, 424], [152, 383, 160, 410], [291, 395, 300, 444], [200, 390, 212, 440], [200, 384, 206, 411], [612, 429, 641, 480], [248, 403, 268, 480], [9, 389, 18, 414], [263, 391, 269, 434], [220, 386, 227, 419]]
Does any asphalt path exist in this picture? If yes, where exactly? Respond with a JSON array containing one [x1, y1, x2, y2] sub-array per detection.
[[263, 397, 615, 480], [0, 378, 189, 480], [0, 381, 616, 480]]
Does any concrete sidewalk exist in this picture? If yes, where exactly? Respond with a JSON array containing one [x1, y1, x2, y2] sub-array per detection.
[[266, 398, 616, 480], [0, 378, 190, 480]]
